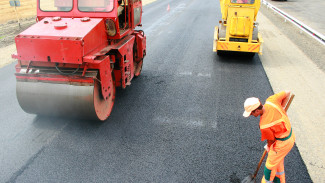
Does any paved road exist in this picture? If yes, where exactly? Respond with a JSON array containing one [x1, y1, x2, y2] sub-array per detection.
[[0, 0, 312, 182]]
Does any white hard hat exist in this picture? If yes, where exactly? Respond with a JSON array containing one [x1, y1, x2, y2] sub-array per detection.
[[243, 97, 261, 117]]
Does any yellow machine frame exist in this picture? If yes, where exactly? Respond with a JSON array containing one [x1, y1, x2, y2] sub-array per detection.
[[213, 0, 263, 55]]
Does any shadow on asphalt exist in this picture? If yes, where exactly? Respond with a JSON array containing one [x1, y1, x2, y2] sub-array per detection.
[[214, 51, 257, 64], [32, 115, 105, 130]]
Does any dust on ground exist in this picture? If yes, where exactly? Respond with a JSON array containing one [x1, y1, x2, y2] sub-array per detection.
[[0, 17, 36, 48]]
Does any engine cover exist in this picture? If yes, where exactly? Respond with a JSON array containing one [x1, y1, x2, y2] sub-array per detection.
[[14, 17, 108, 64]]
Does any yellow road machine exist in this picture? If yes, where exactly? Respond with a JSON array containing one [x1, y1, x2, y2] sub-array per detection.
[[213, 0, 263, 56]]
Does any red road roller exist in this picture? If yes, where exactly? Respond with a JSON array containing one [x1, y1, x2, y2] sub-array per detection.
[[12, 0, 146, 121]]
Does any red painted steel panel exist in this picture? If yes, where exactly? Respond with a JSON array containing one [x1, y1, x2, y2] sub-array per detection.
[[15, 17, 108, 64], [19, 17, 102, 38], [83, 19, 108, 56], [15, 37, 83, 64]]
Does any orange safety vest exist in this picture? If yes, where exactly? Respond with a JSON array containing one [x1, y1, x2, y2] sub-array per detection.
[[260, 101, 292, 140]]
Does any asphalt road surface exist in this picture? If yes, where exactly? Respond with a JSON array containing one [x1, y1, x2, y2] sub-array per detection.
[[0, 0, 312, 182]]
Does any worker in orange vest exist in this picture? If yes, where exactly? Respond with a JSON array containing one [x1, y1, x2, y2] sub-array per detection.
[[243, 91, 295, 183]]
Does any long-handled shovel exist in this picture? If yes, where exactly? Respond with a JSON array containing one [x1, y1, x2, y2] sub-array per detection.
[[241, 93, 295, 183]]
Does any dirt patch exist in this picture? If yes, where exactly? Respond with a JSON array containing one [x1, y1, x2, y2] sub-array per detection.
[[0, 17, 36, 48], [0, 0, 36, 48], [0, 0, 36, 24]]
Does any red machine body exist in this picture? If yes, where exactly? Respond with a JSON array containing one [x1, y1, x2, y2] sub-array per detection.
[[13, 0, 146, 121]]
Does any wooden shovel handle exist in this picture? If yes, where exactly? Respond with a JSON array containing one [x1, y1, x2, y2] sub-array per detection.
[[284, 94, 295, 112], [253, 149, 267, 178]]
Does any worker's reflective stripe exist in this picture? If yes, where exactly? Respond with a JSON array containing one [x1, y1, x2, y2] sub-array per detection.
[[265, 101, 286, 116], [260, 102, 291, 140], [260, 101, 287, 129], [263, 101, 293, 140], [260, 118, 283, 129], [276, 129, 292, 141], [276, 171, 285, 175], [264, 166, 272, 181], [273, 176, 280, 183], [264, 177, 273, 183]]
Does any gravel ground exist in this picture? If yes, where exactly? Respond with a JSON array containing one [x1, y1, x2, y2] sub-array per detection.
[[0, 17, 35, 48], [0, 17, 35, 68]]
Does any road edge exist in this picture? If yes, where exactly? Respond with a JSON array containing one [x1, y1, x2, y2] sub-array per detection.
[[258, 5, 325, 183]]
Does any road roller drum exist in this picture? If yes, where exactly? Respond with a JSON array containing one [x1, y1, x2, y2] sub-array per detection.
[[16, 78, 115, 121]]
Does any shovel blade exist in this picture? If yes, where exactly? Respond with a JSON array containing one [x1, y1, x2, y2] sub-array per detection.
[[241, 174, 256, 183]]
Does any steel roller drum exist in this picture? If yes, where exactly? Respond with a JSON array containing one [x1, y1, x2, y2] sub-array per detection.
[[16, 80, 115, 121]]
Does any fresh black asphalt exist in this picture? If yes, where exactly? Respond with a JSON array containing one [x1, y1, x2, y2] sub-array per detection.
[[0, 0, 312, 182]]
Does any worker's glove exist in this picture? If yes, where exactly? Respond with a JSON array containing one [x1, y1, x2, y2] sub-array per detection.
[[264, 144, 270, 152]]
